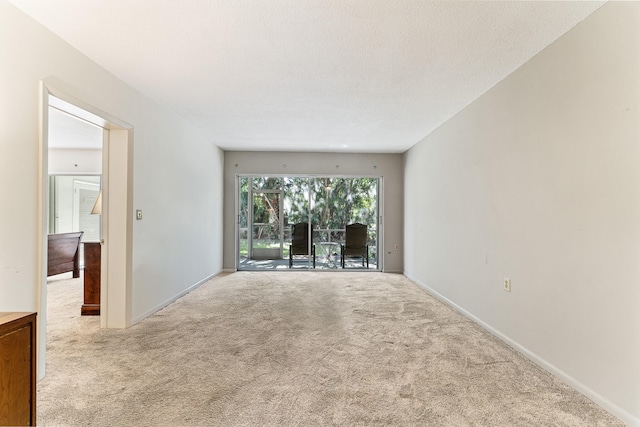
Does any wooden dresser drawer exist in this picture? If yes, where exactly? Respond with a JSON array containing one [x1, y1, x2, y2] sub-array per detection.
[[0, 312, 37, 426]]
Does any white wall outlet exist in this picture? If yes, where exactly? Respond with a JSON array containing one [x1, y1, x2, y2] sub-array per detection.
[[136, 209, 142, 220], [503, 278, 511, 292], [395, 244, 399, 250]]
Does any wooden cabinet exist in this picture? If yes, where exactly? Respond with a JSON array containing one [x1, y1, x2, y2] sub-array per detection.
[[82, 242, 101, 315], [0, 312, 37, 426]]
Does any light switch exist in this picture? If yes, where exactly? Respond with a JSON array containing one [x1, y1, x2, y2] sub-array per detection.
[[136, 210, 142, 220]]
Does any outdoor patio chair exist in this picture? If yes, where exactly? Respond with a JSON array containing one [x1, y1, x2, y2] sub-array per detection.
[[289, 222, 316, 268], [341, 223, 369, 268]]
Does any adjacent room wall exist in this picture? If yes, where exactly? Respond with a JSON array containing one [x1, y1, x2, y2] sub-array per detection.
[[223, 151, 403, 272], [403, 3, 639, 424], [48, 148, 102, 235], [0, 0, 224, 375], [49, 175, 101, 234]]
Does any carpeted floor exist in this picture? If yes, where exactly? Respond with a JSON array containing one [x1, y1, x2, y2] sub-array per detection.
[[39, 271, 623, 426]]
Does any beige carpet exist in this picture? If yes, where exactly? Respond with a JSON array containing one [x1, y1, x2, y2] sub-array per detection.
[[40, 271, 623, 426]]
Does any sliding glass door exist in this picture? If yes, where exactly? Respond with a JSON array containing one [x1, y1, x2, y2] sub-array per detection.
[[237, 175, 379, 271], [310, 177, 378, 269]]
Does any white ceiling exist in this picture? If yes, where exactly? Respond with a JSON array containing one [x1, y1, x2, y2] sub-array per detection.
[[48, 107, 103, 150], [10, 0, 604, 153]]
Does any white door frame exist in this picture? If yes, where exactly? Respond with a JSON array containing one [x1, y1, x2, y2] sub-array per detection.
[[38, 81, 134, 376]]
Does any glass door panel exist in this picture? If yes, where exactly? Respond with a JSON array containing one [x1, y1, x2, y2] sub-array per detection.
[[283, 177, 311, 268], [310, 178, 340, 268], [349, 177, 378, 269], [251, 191, 282, 260], [310, 177, 378, 269], [239, 177, 249, 264]]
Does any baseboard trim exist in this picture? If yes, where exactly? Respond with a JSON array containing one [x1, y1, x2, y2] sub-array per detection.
[[404, 272, 639, 427], [130, 271, 221, 326]]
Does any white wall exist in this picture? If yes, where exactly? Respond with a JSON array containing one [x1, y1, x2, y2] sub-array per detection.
[[130, 117, 224, 323], [0, 0, 224, 373], [51, 175, 100, 234], [223, 151, 403, 272], [52, 177, 76, 233], [404, 3, 639, 425]]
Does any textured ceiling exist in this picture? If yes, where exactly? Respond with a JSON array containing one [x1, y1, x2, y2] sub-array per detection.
[[48, 107, 103, 150], [9, 0, 604, 153]]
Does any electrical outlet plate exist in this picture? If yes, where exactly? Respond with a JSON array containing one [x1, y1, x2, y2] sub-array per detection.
[[503, 278, 511, 292], [136, 209, 142, 220]]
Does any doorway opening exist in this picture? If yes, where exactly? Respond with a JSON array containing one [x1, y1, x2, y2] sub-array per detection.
[[46, 95, 104, 318], [39, 83, 134, 367]]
